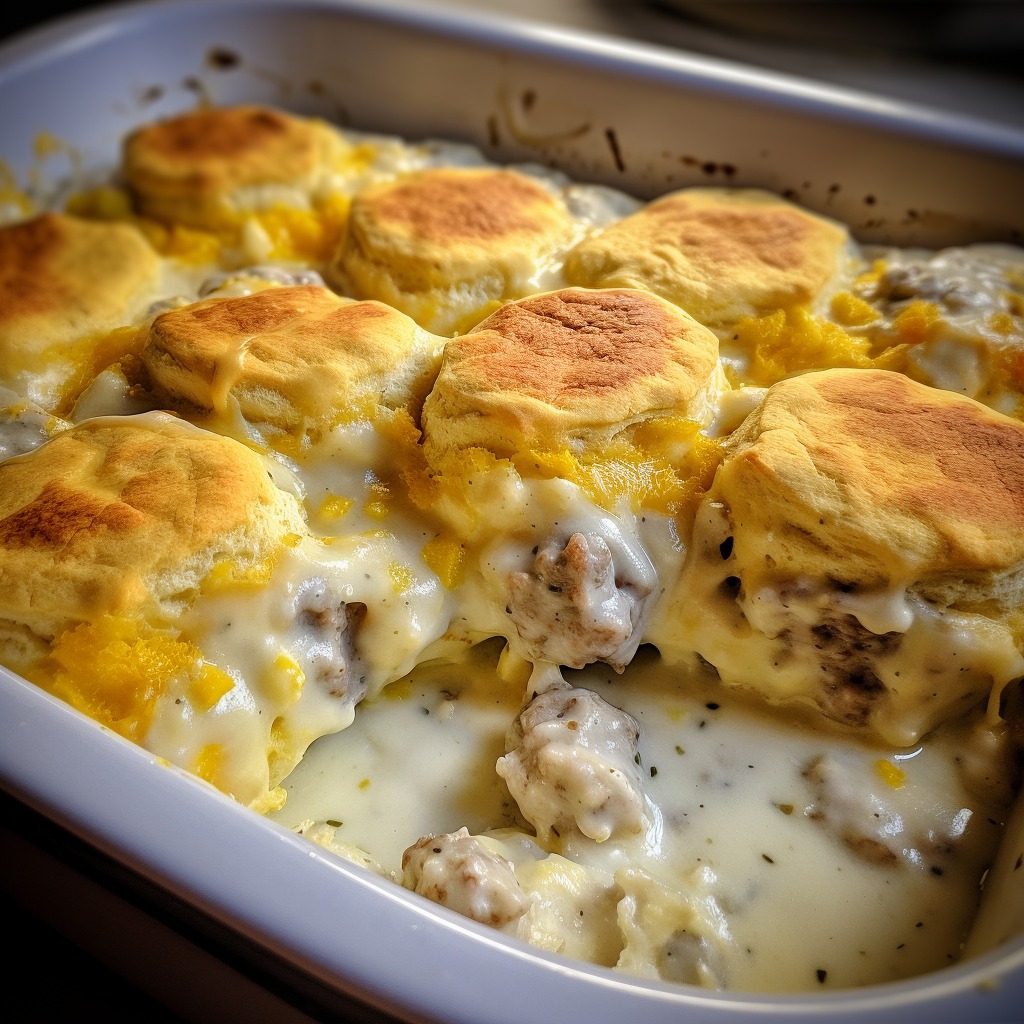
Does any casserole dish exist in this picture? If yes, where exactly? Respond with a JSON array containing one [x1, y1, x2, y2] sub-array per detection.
[[1, 1, 1023, 1021]]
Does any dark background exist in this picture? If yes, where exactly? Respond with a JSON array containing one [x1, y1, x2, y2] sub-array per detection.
[[2, 1, 103, 40]]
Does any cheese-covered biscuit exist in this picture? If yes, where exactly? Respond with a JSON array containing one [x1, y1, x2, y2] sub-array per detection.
[[0, 413, 414, 810], [564, 187, 856, 330], [0, 413, 305, 642], [328, 166, 577, 335], [422, 286, 723, 461], [121, 104, 352, 228], [421, 287, 723, 674], [139, 284, 444, 445], [655, 368, 1024, 745], [0, 213, 164, 412]]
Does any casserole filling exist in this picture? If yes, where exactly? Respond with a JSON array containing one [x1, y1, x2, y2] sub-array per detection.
[[1, 104, 1023, 995]]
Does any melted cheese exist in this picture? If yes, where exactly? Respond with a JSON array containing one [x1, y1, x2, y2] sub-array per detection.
[[653, 501, 1024, 746]]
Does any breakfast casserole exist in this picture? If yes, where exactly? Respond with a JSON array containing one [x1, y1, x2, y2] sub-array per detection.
[[1, 101, 1023, 996]]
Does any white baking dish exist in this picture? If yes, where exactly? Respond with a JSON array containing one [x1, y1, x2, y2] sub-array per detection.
[[2, 2, 1023, 1021]]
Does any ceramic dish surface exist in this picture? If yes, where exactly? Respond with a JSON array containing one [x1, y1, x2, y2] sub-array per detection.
[[1, 2, 1023, 1022]]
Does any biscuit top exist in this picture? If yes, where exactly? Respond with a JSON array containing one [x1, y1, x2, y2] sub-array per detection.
[[714, 368, 1024, 589], [564, 187, 855, 329], [0, 213, 162, 397], [121, 104, 349, 226], [140, 285, 444, 441], [422, 287, 722, 459], [0, 414, 305, 634], [329, 166, 576, 333]]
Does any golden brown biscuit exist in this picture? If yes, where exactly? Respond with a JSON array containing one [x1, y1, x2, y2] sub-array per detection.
[[421, 288, 712, 675], [0, 413, 389, 813], [328, 166, 576, 335], [657, 367, 1024, 745], [121, 104, 351, 228], [0, 212, 164, 412], [139, 284, 444, 445], [0, 412, 305, 643], [714, 368, 1024, 587], [563, 187, 856, 330], [422, 287, 724, 461]]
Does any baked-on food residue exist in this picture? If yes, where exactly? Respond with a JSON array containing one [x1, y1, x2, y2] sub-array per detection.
[[1, 102, 1023, 994]]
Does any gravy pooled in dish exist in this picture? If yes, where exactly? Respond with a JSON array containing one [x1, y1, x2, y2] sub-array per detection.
[[2, 102, 1023, 995]]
